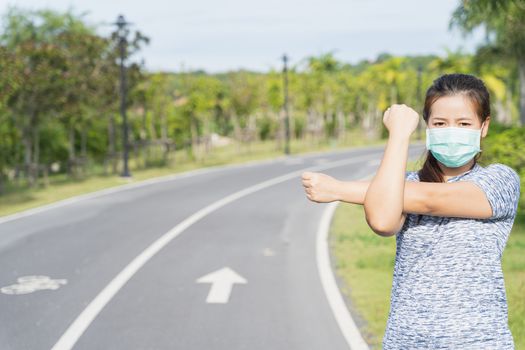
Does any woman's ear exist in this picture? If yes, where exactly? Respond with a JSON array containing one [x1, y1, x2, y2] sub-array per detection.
[[481, 117, 490, 138]]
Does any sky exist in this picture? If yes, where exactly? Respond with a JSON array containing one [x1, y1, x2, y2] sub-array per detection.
[[0, 0, 486, 73]]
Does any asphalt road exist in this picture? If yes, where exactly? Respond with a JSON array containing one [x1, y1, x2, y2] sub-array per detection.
[[0, 142, 425, 350]]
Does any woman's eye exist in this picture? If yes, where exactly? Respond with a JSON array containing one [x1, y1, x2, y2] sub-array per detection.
[[460, 123, 471, 126], [434, 122, 444, 126]]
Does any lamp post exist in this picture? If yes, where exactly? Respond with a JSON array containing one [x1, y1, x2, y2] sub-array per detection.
[[282, 54, 290, 155], [114, 14, 131, 177]]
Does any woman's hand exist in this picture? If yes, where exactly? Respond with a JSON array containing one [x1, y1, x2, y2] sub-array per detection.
[[383, 104, 419, 139], [301, 171, 341, 203]]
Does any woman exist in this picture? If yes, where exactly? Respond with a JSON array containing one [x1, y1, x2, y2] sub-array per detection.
[[301, 73, 520, 349]]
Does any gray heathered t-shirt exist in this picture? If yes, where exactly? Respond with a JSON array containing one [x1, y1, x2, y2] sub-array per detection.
[[382, 162, 521, 349]]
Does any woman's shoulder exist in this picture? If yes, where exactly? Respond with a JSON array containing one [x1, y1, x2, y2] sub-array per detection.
[[467, 162, 521, 220], [476, 162, 520, 184], [483, 162, 519, 174]]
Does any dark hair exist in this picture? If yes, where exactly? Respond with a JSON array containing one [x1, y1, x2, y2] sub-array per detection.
[[416, 73, 491, 223]]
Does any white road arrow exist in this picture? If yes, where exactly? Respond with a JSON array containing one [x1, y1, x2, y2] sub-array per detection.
[[196, 267, 247, 304]]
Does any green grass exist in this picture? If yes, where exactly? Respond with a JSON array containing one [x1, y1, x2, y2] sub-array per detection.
[[505, 213, 525, 348], [0, 128, 403, 217], [329, 162, 525, 349], [330, 203, 395, 348]]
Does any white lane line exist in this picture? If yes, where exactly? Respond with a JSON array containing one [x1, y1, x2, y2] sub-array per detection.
[[316, 188, 373, 350], [51, 152, 380, 350]]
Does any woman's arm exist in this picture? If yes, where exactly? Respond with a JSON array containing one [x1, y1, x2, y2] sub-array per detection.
[[363, 104, 419, 236], [363, 135, 410, 236], [337, 180, 429, 214], [337, 180, 491, 220], [302, 173, 493, 235]]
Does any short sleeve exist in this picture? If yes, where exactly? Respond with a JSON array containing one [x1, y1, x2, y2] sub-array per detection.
[[466, 163, 521, 220]]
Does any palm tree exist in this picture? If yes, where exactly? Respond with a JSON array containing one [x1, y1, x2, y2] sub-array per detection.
[[450, 0, 525, 125]]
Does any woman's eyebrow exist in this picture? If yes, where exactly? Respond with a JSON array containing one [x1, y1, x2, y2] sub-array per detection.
[[431, 116, 474, 121]]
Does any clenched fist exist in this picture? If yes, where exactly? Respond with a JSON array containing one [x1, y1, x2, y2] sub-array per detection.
[[383, 104, 419, 138], [301, 171, 341, 203]]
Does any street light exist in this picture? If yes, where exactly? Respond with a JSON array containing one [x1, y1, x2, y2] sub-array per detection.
[[282, 54, 290, 155], [114, 14, 131, 177]]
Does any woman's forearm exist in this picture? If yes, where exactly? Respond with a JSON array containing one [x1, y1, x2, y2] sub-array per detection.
[[338, 180, 429, 215], [336, 180, 369, 205], [363, 134, 410, 232]]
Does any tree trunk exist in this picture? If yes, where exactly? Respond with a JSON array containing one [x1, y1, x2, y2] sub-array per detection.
[[505, 84, 514, 125], [81, 124, 87, 158], [275, 110, 283, 151], [203, 115, 212, 155], [390, 84, 397, 105], [31, 123, 40, 187], [23, 126, 32, 183], [148, 109, 157, 166], [231, 112, 242, 155], [149, 109, 157, 140], [246, 114, 256, 153], [108, 114, 117, 174], [337, 109, 346, 141], [81, 123, 88, 177], [190, 113, 198, 159], [142, 104, 148, 168], [0, 172, 4, 195], [43, 165, 49, 187], [161, 112, 169, 163], [69, 122, 76, 177], [519, 59, 525, 126]]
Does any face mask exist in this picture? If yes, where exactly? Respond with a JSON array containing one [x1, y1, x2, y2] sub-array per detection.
[[425, 122, 485, 168]]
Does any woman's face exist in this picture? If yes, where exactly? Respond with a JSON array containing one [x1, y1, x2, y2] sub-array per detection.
[[428, 94, 490, 138]]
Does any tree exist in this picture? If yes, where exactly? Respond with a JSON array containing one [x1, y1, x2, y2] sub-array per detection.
[[450, 0, 525, 125]]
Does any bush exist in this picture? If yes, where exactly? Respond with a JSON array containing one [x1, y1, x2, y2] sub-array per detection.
[[480, 126, 525, 214], [258, 114, 276, 141]]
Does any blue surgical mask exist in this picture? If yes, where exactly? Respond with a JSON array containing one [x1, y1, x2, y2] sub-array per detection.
[[425, 123, 485, 168]]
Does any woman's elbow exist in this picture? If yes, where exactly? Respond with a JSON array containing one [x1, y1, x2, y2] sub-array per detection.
[[364, 198, 398, 236], [364, 214, 396, 237], [364, 203, 390, 236]]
